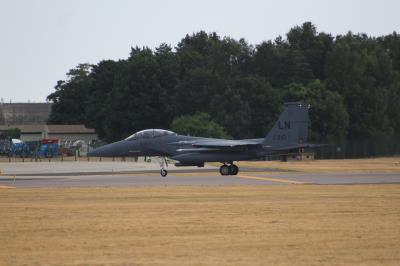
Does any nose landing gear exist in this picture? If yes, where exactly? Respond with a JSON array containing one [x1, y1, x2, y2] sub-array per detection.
[[219, 163, 239, 176], [160, 168, 168, 177], [159, 157, 168, 177]]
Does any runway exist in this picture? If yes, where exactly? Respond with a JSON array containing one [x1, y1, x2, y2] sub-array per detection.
[[1, 170, 399, 187], [1, 161, 399, 187]]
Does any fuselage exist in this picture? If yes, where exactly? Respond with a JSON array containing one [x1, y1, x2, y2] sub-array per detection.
[[87, 103, 312, 176], [88, 133, 268, 163]]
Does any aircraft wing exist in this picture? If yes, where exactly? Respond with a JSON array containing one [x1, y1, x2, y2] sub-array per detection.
[[191, 139, 262, 148], [273, 143, 324, 151], [169, 139, 267, 153]]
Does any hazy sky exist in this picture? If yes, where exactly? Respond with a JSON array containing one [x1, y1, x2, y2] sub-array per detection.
[[1, 0, 399, 102]]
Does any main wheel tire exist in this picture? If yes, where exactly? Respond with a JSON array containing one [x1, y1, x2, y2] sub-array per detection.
[[219, 165, 230, 176], [160, 169, 168, 177], [229, 164, 239, 175]]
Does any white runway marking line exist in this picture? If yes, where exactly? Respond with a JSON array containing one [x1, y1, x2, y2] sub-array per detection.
[[235, 174, 307, 184]]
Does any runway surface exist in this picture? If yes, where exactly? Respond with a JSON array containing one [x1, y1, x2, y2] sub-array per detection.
[[1, 171, 400, 187], [1, 161, 399, 187]]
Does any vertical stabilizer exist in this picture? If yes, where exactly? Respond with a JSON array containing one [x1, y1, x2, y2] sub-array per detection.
[[263, 102, 309, 147]]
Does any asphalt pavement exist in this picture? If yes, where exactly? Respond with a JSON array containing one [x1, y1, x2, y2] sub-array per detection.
[[0, 161, 399, 187]]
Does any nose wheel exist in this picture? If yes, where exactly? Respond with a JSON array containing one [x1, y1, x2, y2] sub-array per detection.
[[160, 169, 168, 177], [219, 164, 239, 176], [159, 156, 168, 177]]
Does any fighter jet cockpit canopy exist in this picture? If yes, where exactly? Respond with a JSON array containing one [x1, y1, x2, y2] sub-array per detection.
[[125, 129, 177, 140]]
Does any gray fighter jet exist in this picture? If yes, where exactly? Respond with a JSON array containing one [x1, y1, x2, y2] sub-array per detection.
[[88, 102, 315, 176]]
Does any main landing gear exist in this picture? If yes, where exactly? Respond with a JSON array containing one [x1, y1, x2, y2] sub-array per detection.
[[159, 156, 168, 177], [219, 163, 239, 176]]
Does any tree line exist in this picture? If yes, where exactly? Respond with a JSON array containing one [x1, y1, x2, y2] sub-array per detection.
[[47, 22, 400, 155]]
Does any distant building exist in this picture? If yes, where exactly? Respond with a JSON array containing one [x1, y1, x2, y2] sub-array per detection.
[[0, 124, 98, 144], [0, 103, 98, 146], [0, 102, 52, 125], [0, 103, 98, 145]]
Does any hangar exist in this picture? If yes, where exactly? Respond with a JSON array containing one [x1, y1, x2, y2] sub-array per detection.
[[0, 124, 98, 144], [0, 102, 51, 125], [0, 102, 98, 145]]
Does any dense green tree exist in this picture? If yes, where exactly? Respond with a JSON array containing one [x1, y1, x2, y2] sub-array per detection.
[[47, 63, 93, 124], [46, 23, 400, 157], [84, 60, 125, 139], [287, 22, 334, 80], [173, 68, 225, 115], [254, 41, 314, 87], [211, 75, 282, 138], [378, 32, 400, 71], [376, 32, 400, 138], [97, 46, 179, 142], [325, 33, 399, 139], [171, 112, 230, 139], [176, 32, 253, 77], [284, 80, 349, 142]]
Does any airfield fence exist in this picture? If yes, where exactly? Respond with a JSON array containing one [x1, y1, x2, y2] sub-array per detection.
[[1, 138, 400, 162], [0, 155, 142, 163]]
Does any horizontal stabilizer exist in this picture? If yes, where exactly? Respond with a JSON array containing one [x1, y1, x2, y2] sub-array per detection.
[[273, 143, 323, 151]]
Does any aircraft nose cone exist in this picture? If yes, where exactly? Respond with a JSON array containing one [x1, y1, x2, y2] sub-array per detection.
[[87, 145, 108, 157], [88, 141, 126, 157], [87, 149, 100, 157]]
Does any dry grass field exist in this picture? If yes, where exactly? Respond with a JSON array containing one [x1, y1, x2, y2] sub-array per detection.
[[1, 185, 400, 265], [238, 157, 400, 173]]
